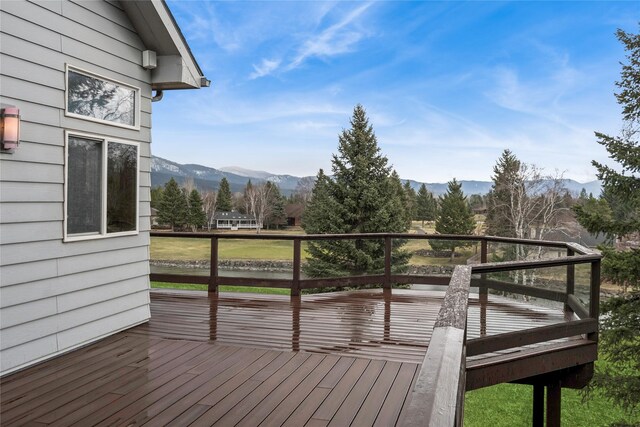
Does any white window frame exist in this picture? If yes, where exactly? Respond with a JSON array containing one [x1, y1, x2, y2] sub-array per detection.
[[64, 130, 140, 242], [65, 64, 141, 130]]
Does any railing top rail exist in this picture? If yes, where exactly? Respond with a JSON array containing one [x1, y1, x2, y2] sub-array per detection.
[[471, 253, 602, 273], [150, 231, 586, 251], [565, 242, 601, 256], [401, 265, 471, 427]]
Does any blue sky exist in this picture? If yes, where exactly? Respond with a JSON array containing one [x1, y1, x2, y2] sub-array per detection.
[[152, 1, 638, 183]]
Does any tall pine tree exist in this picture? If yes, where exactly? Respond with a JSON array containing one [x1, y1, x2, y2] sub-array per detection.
[[429, 179, 476, 261], [265, 182, 287, 229], [573, 28, 640, 418], [416, 183, 437, 226], [403, 180, 417, 226], [216, 177, 233, 212], [158, 178, 187, 231], [187, 189, 206, 232], [485, 149, 521, 237], [302, 105, 410, 277]]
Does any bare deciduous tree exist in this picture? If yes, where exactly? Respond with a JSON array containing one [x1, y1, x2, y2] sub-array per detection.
[[245, 183, 273, 234], [202, 191, 217, 231], [492, 164, 571, 286]]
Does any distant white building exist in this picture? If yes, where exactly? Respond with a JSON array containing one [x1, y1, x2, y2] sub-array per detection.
[[213, 211, 258, 230]]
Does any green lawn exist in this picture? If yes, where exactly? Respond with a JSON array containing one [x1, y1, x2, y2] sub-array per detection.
[[151, 281, 290, 295], [464, 360, 640, 427], [151, 234, 473, 266], [151, 236, 309, 261]]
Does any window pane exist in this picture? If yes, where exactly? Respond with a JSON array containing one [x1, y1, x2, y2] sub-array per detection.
[[67, 70, 136, 126], [68, 137, 102, 234], [107, 142, 138, 233]]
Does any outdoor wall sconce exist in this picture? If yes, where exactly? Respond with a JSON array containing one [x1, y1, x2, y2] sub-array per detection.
[[1, 106, 21, 153]]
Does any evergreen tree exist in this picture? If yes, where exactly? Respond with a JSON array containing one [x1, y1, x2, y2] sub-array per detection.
[[573, 28, 640, 418], [416, 184, 437, 226], [485, 149, 522, 237], [240, 180, 253, 214], [302, 105, 410, 278], [429, 179, 476, 261], [150, 186, 163, 209], [158, 178, 187, 231], [579, 188, 589, 201], [216, 177, 233, 212], [403, 180, 417, 226], [265, 182, 287, 229], [468, 194, 484, 211], [187, 189, 206, 232]]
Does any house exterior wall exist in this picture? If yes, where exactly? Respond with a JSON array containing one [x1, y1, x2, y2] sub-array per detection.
[[0, 0, 153, 375]]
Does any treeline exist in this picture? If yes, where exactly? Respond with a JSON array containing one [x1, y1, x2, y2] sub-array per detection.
[[152, 176, 290, 232]]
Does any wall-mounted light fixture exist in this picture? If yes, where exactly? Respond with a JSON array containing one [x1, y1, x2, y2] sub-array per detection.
[[1, 106, 21, 153], [142, 50, 157, 70]]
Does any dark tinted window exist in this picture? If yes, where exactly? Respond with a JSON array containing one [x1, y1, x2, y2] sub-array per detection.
[[107, 142, 138, 233], [67, 136, 102, 234]]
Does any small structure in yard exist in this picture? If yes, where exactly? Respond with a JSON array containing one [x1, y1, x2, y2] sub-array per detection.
[[213, 211, 258, 230], [285, 202, 304, 227]]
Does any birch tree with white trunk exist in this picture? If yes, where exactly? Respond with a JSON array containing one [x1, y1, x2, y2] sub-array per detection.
[[489, 161, 570, 286], [202, 191, 217, 231], [246, 183, 273, 234]]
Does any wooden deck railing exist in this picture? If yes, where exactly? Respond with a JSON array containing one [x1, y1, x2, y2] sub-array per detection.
[[400, 265, 471, 427], [149, 232, 601, 426]]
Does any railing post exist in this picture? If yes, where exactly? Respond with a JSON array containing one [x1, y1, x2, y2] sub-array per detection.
[[589, 259, 601, 341], [292, 238, 301, 297], [546, 381, 562, 427], [384, 236, 392, 290], [479, 239, 488, 336], [209, 236, 219, 294], [532, 384, 544, 427], [565, 248, 575, 312]]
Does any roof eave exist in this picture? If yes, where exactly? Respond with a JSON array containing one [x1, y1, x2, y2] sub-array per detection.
[[121, 0, 208, 90]]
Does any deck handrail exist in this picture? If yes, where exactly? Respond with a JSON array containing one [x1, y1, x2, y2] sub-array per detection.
[[400, 265, 471, 427], [149, 231, 602, 425]]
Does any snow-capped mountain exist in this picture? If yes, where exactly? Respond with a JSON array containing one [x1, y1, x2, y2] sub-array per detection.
[[151, 155, 601, 197], [151, 156, 311, 194]]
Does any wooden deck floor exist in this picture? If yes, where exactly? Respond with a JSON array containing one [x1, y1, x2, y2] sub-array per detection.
[[0, 289, 576, 426]]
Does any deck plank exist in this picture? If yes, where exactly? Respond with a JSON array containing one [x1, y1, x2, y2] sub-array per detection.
[[204, 353, 313, 427], [352, 360, 403, 426], [105, 347, 267, 427]]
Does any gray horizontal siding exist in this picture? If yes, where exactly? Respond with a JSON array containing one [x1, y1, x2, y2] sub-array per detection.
[[1, 245, 148, 287], [57, 301, 150, 349], [3, 1, 144, 60], [1, 302, 149, 373], [0, 202, 64, 224], [69, 0, 133, 31], [0, 259, 58, 288], [0, 160, 62, 183], [1, 288, 149, 349], [0, 232, 149, 266], [0, 52, 64, 90], [0, 141, 64, 164], [1, 260, 150, 307], [0, 222, 63, 245], [0, 182, 63, 203], [0, 0, 157, 375], [0, 336, 58, 374]]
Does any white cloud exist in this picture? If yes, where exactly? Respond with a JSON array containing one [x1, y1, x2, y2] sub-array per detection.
[[249, 58, 282, 79], [288, 3, 373, 70]]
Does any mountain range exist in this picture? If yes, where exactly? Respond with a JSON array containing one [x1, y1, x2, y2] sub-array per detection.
[[150, 155, 602, 197]]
